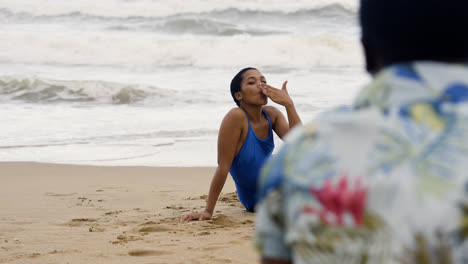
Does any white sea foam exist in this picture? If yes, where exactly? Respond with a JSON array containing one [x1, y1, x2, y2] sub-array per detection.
[[0, 7, 357, 36], [0, 31, 362, 69], [0, 0, 358, 17], [0, 0, 368, 166]]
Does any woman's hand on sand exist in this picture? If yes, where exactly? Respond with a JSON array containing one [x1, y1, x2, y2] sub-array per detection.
[[181, 210, 212, 222], [261, 81, 293, 107]]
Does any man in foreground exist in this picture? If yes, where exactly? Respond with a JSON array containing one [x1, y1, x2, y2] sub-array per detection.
[[255, 0, 468, 263]]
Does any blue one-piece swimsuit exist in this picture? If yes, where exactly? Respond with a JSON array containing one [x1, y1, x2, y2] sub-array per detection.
[[229, 109, 274, 212]]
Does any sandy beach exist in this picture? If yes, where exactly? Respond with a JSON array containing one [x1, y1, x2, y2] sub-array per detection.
[[0, 162, 258, 264]]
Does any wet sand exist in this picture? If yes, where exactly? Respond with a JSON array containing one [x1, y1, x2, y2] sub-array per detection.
[[0, 162, 258, 264]]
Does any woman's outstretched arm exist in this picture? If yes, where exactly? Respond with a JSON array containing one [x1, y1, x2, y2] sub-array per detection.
[[181, 109, 243, 222]]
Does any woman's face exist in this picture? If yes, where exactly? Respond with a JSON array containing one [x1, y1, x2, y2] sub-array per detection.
[[238, 69, 268, 106]]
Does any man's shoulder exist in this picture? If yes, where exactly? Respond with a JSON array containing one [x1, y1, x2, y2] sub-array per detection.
[[260, 106, 388, 187], [284, 105, 385, 144]]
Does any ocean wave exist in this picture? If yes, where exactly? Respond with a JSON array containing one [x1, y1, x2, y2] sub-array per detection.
[[0, 128, 217, 149], [0, 76, 216, 105], [0, 0, 358, 18], [0, 32, 362, 69], [0, 5, 355, 36]]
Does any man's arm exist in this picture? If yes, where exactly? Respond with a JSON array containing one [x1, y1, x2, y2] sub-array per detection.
[[255, 186, 293, 262]]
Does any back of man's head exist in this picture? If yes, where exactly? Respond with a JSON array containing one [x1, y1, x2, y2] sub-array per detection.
[[360, 0, 468, 70]]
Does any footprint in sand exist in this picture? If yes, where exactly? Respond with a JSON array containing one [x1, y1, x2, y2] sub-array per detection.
[[218, 192, 238, 202], [218, 192, 244, 208], [44, 192, 76, 197], [165, 205, 187, 211], [241, 220, 254, 225], [158, 217, 179, 224], [111, 235, 143, 245], [201, 256, 232, 263], [48, 249, 82, 255], [128, 249, 169, 256], [67, 218, 97, 227], [75, 197, 95, 207], [71, 218, 96, 222], [192, 215, 239, 230], [202, 245, 222, 251], [101, 186, 127, 191], [137, 224, 171, 233], [88, 225, 105, 232], [215, 259, 232, 263], [104, 210, 122, 216], [209, 215, 238, 228], [228, 239, 243, 245]]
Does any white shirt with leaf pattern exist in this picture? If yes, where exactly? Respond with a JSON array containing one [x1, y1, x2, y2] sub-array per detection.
[[255, 62, 468, 264]]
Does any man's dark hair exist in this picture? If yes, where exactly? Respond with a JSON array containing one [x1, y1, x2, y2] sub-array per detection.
[[360, 0, 468, 67], [230, 67, 257, 106]]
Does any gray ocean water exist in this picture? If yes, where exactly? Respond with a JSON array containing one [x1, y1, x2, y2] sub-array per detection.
[[0, 0, 369, 166]]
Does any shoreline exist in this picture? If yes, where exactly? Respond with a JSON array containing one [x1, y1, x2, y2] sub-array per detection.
[[0, 162, 258, 263]]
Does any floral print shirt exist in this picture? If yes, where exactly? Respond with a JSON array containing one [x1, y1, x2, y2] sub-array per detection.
[[255, 62, 468, 264]]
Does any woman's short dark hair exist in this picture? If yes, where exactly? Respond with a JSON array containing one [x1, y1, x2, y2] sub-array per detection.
[[360, 0, 468, 65], [230, 67, 257, 106]]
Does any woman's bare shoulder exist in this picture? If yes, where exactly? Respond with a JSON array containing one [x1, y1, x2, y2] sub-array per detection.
[[262, 105, 282, 116], [222, 107, 247, 124]]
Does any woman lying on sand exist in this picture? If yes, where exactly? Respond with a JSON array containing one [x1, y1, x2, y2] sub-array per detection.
[[182, 67, 301, 221]]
